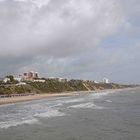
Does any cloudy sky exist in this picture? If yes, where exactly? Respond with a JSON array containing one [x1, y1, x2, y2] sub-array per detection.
[[0, 0, 139, 84]]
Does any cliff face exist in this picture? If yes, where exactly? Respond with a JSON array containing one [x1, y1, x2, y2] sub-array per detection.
[[0, 79, 133, 94], [28, 79, 131, 94]]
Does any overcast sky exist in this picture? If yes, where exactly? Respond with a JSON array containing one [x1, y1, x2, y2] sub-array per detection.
[[0, 0, 140, 84]]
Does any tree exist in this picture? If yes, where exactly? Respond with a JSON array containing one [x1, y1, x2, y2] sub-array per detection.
[[6, 75, 18, 84], [6, 75, 14, 82]]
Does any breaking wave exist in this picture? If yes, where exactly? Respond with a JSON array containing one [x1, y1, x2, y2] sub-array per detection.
[[68, 102, 103, 109], [88, 90, 117, 99], [61, 98, 84, 104], [106, 100, 112, 103], [0, 118, 38, 129]]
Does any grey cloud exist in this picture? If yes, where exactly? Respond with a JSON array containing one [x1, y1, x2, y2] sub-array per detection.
[[0, 0, 122, 58], [0, 0, 139, 84]]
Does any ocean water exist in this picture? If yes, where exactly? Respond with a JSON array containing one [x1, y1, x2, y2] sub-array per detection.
[[0, 88, 140, 140]]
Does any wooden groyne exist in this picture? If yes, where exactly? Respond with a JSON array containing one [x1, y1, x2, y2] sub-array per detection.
[[0, 93, 35, 99]]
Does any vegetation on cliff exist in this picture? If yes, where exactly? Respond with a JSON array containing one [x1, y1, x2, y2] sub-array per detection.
[[0, 78, 134, 95]]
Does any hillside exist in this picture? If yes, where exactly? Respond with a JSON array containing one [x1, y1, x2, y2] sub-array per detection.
[[0, 79, 134, 95]]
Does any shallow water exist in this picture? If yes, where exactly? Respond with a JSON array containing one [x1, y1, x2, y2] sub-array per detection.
[[0, 88, 140, 140]]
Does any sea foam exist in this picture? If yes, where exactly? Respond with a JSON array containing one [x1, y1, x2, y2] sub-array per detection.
[[68, 102, 104, 109], [106, 100, 112, 103], [68, 102, 95, 109], [61, 98, 84, 104], [88, 90, 116, 99], [34, 109, 66, 118], [0, 118, 38, 129]]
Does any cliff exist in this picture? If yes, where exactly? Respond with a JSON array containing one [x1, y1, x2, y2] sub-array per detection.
[[0, 79, 134, 95]]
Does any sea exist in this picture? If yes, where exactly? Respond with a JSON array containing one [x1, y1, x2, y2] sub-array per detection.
[[0, 87, 140, 140]]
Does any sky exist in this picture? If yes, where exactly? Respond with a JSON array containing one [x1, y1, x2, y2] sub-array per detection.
[[0, 0, 140, 84]]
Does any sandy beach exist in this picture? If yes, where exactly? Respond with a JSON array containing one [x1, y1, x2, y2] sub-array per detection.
[[0, 92, 78, 105], [0, 90, 96, 105], [0, 88, 132, 105]]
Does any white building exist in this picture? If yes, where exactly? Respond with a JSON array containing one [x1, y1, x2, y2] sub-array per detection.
[[3, 78, 10, 83], [14, 77, 22, 82], [94, 81, 99, 83], [58, 78, 68, 82], [33, 79, 45, 82], [103, 78, 110, 84], [16, 82, 26, 86], [48, 77, 68, 82]]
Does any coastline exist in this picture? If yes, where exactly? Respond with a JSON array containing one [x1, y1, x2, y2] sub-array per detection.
[[0, 92, 78, 105], [0, 88, 133, 105]]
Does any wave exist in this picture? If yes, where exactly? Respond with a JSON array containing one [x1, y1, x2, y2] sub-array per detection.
[[68, 102, 104, 109], [34, 109, 66, 118], [0, 118, 38, 129], [68, 102, 94, 109], [106, 100, 112, 103], [61, 98, 84, 104], [88, 90, 117, 99]]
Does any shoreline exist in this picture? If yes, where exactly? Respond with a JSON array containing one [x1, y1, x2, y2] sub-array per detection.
[[0, 88, 134, 105], [0, 92, 78, 105]]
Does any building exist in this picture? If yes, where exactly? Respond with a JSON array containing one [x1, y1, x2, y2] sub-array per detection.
[[103, 78, 110, 84], [14, 77, 22, 82], [22, 71, 39, 81], [33, 79, 45, 83], [16, 82, 26, 86], [34, 72, 39, 79], [47, 77, 69, 82], [3, 77, 10, 83], [94, 81, 99, 83], [58, 78, 68, 82]]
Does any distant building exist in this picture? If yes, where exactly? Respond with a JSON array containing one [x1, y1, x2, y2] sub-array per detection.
[[33, 79, 45, 83], [22, 71, 39, 81], [16, 82, 26, 86], [58, 78, 68, 82], [3, 77, 10, 83], [34, 72, 39, 79], [47, 77, 69, 82], [103, 78, 110, 84], [14, 77, 22, 82]]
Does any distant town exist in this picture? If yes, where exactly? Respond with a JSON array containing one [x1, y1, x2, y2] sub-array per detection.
[[0, 71, 110, 85], [0, 71, 135, 97]]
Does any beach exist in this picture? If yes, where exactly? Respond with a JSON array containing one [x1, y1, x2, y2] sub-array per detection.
[[0, 88, 131, 105], [0, 92, 76, 105], [0, 90, 97, 105]]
